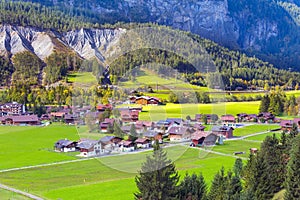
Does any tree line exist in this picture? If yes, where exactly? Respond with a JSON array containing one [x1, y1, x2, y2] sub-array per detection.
[[135, 132, 300, 200]]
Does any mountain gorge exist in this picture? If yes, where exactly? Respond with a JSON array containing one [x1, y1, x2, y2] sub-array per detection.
[[17, 0, 300, 69]]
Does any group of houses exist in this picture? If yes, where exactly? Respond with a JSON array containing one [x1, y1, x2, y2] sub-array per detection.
[[129, 96, 160, 105], [280, 118, 300, 131], [0, 102, 40, 125]]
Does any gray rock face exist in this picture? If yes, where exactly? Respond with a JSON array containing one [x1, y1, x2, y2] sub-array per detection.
[[0, 25, 126, 61]]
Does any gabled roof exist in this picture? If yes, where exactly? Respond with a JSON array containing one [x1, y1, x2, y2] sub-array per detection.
[[100, 136, 115, 143], [55, 139, 75, 148], [191, 131, 209, 140], [221, 115, 235, 121], [168, 126, 189, 135], [77, 139, 98, 149], [135, 138, 150, 144], [143, 130, 160, 138], [211, 125, 234, 132]]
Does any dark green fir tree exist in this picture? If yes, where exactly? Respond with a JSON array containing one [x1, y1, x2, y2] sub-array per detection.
[[134, 141, 179, 200]]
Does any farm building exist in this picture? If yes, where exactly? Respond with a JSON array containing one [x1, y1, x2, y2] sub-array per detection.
[[211, 125, 234, 138], [54, 139, 77, 152]]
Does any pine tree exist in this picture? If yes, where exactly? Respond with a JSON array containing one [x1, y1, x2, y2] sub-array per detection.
[[207, 167, 227, 200], [224, 171, 242, 200], [285, 136, 300, 200], [290, 123, 298, 138], [113, 121, 124, 138], [233, 158, 243, 178], [178, 173, 207, 200], [259, 95, 270, 113], [135, 141, 179, 200], [129, 124, 138, 141]]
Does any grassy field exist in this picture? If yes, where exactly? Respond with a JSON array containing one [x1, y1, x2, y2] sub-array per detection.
[[0, 125, 80, 170], [234, 124, 281, 137], [0, 188, 30, 200], [246, 132, 282, 141], [67, 72, 97, 84], [0, 146, 236, 200], [0, 122, 279, 200], [139, 102, 260, 121]]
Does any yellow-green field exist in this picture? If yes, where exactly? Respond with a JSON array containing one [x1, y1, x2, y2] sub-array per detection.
[[139, 102, 260, 121]]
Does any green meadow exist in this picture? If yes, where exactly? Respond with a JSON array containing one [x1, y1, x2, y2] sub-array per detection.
[[234, 124, 281, 137], [0, 188, 30, 200], [139, 102, 260, 121], [67, 72, 97, 84], [0, 125, 79, 170], [0, 123, 281, 199]]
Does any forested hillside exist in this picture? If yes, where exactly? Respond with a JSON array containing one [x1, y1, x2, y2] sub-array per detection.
[[0, 1, 299, 90], [10, 0, 300, 69]]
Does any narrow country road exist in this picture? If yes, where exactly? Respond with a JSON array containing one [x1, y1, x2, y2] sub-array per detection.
[[0, 183, 43, 200]]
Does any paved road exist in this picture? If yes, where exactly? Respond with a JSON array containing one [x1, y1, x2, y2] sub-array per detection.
[[0, 183, 43, 200]]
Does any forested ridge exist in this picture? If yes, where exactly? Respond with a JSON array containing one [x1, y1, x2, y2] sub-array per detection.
[[0, 1, 300, 91]]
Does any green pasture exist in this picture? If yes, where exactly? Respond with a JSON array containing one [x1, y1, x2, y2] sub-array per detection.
[[67, 72, 97, 84], [0, 125, 79, 170], [0, 188, 30, 200], [139, 101, 260, 121], [246, 132, 282, 141], [213, 140, 261, 158], [0, 147, 236, 200], [234, 124, 281, 137]]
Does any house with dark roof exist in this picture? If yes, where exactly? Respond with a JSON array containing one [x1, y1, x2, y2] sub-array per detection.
[[100, 136, 122, 151], [64, 114, 77, 124], [280, 120, 293, 131], [221, 115, 235, 123], [0, 115, 40, 125], [119, 140, 135, 152], [120, 110, 139, 122], [54, 139, 77, 152], [100, 118, 115, 132], [143, 130, 163, 143], [211, 125, 234, 138], [77, 139, 106, 157], [168, 126, 193, 142], [193, 123, 206, 131], [135, 138, 151, 148], [0, 102, 25, 116]]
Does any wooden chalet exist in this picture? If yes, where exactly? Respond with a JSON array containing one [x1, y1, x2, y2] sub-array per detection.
[[221, 114, 235, 123], [77, 139, 106, 157], [168, 126, 193, 142], [135, 138, 151, 148], [191, 132, 218, 147], [211, 125, 234, 138], [0, 115, 40, 125], [54, 139, 77, 152], [119, 140, 135, 152], [143, 130, 163, 143], [100, 118, 115, 132], [280, 120, 293, 131]]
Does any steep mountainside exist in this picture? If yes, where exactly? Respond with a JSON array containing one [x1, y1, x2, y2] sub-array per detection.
[[0, 25, 125, 61], [17, 0, 300, 69]]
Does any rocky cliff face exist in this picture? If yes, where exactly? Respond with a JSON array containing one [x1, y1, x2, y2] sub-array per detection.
[[0, 25, 125, 61]]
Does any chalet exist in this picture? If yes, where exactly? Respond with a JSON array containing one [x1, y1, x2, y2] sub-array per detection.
[[40, 114, 51, 121], [258, 112, 275, 123], [193, 123, 206, 131], [64, 114, 77, 124], [280, 120, 293, 131], [50, 112, 67, 119], [135, 121, 154, 129], [293, 118, 300, 128], [0, 102, 25, 116], [203, 133, 219, 146], [135, 138, 151, 148], [196, 114, 218, 124], [0, 115, 40, 125], [191, 131, 208, 146], [133, 96, 160, 105], [143, 130, 163, 143], [247, 114, 258, 122], [237, 113, 248, 122], [168, 126, 193, 142], [191, 132, 218, 147], [96, 104, 112, 112], [119, 140, 135, 152], [156, 120, 171, 130], [166, 118, 183, 125], [77, 139, 106, 157], [54, 139, 77, 152], [100, 118, 115, 132], [221, 115, 235, 123], [211, 125, 234, 138], [120, 110, 139, 122], [100, 136, 122, 151]]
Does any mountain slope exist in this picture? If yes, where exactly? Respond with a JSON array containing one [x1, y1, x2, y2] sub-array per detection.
[[16, 0, 300, 69]]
